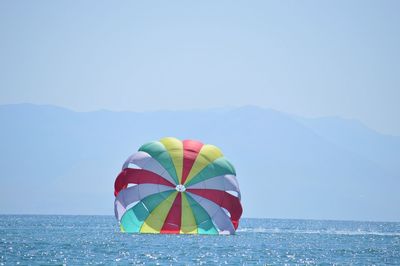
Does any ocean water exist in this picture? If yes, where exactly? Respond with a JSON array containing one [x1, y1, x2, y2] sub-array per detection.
[[1, 215, 399, 265]]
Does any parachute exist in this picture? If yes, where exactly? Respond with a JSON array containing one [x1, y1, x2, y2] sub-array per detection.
[[114, 137, 242, 235]]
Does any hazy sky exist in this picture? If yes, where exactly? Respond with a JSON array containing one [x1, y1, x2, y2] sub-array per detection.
[[1, 1, 399, 135]]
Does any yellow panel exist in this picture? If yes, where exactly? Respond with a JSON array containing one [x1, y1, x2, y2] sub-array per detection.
[[140, 192, 178, 233], [120, 224, 125, 233], [160, 137, 184, 184], [184, 144, 223, 185], [180, 193, 197, 234]]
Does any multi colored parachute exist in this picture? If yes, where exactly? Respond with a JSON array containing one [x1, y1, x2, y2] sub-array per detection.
[[114, 137, 242, 235]]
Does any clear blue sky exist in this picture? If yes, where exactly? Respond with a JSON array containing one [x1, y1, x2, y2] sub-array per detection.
[[1, 0, 399, 135]]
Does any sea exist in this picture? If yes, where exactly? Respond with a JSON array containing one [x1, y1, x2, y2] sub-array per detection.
[[1, 215, 399, 265]]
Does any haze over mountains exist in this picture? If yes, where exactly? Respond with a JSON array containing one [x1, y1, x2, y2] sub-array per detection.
[[1, 104, 399, 221]]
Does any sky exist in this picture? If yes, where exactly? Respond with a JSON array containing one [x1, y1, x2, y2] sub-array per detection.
[[0, 0, 399, 135]]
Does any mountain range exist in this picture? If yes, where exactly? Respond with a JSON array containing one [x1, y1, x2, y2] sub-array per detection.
[[1, 104, 399, 221]]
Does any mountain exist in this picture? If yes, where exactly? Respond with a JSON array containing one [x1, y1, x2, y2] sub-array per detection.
[[0, 104, 399, 221]]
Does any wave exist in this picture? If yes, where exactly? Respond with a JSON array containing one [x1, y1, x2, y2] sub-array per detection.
[[236, 227, 400, 236]]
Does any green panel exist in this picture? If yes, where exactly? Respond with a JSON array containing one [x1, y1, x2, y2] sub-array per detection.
[[142, 190, 174, 211], [120, 190, 175, 233], [185, 193, 218, 235], [197, 220, 218, 235], [120, 202, 148, 233], [139, 141, 179, 184], [186, 157, 236, 187]]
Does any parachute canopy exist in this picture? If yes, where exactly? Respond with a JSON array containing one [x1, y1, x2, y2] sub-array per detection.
[[114, 137, 242, 235]]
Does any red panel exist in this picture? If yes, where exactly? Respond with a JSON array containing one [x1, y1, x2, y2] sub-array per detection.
[[181, 140, 203, 184], [160, 193, 182, 234], [187, 189, 242, 229], [114, 168, 174, 196]]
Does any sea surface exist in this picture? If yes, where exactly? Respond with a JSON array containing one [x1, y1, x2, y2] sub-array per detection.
[[1, 215, 399, 265]]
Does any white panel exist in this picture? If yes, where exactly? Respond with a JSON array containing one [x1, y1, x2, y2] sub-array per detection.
[[186, 174, 241, 199]]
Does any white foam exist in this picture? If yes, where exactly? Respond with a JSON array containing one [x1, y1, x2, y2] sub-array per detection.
[[236, 227, 400, 236]]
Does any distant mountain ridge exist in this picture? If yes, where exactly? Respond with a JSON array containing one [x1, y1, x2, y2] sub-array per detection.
[[1, 104, 399, 221]]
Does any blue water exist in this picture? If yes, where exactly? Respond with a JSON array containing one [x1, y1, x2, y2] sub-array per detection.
[[1, 216, 399, 265]]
